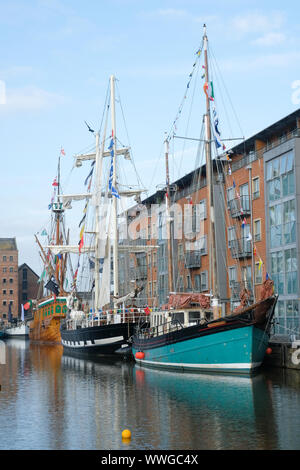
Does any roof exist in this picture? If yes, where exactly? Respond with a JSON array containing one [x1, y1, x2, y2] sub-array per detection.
[[18, 263, 39, 279], [231, 108, 300, 154], [0, 238, 17, 251]]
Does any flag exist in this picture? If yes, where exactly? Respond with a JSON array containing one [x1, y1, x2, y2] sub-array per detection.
[[254, 245, 257, 256], [111, 186, 120, 199], [258, 258, 263, 270], [266, 272, 269, 280], [246, 232, 252, 241], [41, 229, 47, 236], [45, 277, 59, 295], [52, 177, 58, 187], [78, 213, 86, 227], [204, 81, 214, 101], [24, 299, 33, 311], [144, 306, 150, 315], [79, 225, 85, 240], [228, 165, 231, 175], [60, 148, 66, 156], [242, 218, 247, 228], [233, 180, 236, 188]]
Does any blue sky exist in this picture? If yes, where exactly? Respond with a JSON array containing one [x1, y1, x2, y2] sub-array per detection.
[[0, 0, 300, 274]]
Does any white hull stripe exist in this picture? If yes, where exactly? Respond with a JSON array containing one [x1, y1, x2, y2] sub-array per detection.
[[136, 359, 262, 370], [62, 335, 124, 348]]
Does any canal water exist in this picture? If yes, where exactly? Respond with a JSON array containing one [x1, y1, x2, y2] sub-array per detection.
[[0, 338, 300, 450]]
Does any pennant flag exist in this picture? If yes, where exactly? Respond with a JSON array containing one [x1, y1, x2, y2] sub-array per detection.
[[228, 166, 232, 175], [246, 232, 252, 241], [52, 178, 58, 187], [196, 48, 201, 56], [79, 224, 85, 240], [266, 272, 269, 280], [60, 148, 66, 156], [79, 235, 84, 253], [242, 217, 247, 228], [78, 213, 86, 227], [233, 180, 236, 188], [84, 168, 94, 186], [41, 229, 47, 236], [254, 245, 257, 256], [111, 186, 120, 199], [38, 269, 46, 283], [258, 258, 263, 270]]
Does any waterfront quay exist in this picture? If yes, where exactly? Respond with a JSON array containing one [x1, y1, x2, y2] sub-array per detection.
[[0, 338, 300, 451]]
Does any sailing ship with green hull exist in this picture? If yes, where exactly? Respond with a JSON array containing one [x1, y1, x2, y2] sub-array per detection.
[[132, 25, 278, 374]]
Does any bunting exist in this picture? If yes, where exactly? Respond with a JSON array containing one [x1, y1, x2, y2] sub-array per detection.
[[108, 136, 120, 199], [212, 107, 226, 151], [204, 81, 214, 101]]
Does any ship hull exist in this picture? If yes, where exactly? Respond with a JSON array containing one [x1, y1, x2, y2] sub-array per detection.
[[29, 297, 67, 344], [60, 322, 135, 356], [132, 296, 277, 375]]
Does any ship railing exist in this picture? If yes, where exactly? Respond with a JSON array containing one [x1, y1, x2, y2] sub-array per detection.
[[64, 314, 147, 330], [136, 319, 185, 339]]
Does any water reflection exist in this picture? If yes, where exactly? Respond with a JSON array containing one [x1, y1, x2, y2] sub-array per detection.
[[0, 340, 299, 450]]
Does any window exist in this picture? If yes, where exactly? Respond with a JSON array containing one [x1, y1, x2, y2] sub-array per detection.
[[269, 203, 282, 248], [9, 278, 13, 284], [271, 251, 284, 295], [194, 274, 201, 291], [267, 151, 295, 201], [228, 226, 236, 248], [200, 271, 208, 291], [178, 276, 184, 292], [22, 293, 28, 301], [285, 248, 298, 294], [153, 252, 157, 267], [9, 256, 13, 262], [229, 266, 237, 286], [9, 267, 13, 273], [2, 256, 6, 262], [254, 219, 261, 241], [2, 300, 6, 306], [2, 279, 6, 284], [252, 177, 260, 199], [2, 268, 6, 273], [178, 243, 184, 260], [255, 262, 263, 284], [153, 281, 157, 297], [2, 290, 6, 295], [23, 269, 28, 280], [9, 290, 13, 295], [283, 199, 296, 244], [186, 275, 192, 291]]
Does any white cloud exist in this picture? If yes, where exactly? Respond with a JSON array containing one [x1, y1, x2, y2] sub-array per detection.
[[220, 51, 300, 73], [252, 32, 286, 46], [0, 86, 66, 112], [232, 11, 285, 35]]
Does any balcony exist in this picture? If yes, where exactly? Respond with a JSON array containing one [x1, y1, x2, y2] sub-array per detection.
[[230, 281, 254, 303], [228, 195, 250, 218], [184, 251, 201, 269], [230, 238, 252, 259]]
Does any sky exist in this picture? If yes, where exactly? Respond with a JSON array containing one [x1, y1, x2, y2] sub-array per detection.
[[0, 0, 300, 275]]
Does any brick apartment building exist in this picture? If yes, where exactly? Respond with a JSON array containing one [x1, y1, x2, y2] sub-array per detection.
[[18, 263, 40, 316], [0, 238, 19, 323], [118, 108, 300, 338]]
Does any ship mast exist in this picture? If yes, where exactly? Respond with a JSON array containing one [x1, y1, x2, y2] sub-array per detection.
[[203, 24, 219, 318], [165, 135, 174, 294], [110, 75, 119, 308]]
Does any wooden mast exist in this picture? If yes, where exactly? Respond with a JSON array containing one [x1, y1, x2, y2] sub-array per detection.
[[165, 135, 174, 294], [111, 75, 119, 308], [203, 24, 219, 318]]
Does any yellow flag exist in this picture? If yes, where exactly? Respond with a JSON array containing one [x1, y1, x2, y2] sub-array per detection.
[[258, 258, 263, 270]]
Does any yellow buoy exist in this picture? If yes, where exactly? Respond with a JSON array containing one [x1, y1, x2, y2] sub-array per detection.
[[122, 429, 131, 440]]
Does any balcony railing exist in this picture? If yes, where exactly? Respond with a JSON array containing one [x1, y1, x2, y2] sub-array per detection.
[[230, 281, 254, 302], [229, 238, 252, 259], [184, 250, 201, 269], [228, 195, 250, 218]]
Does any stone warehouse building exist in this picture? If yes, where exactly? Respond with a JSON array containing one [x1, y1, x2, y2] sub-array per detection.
[[118, 109, 300, 338]]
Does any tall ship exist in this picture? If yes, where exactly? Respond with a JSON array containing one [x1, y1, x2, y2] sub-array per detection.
[[46, 75, 149, 355], [132, 25, 278, 374], [29, 153, 68, 343]]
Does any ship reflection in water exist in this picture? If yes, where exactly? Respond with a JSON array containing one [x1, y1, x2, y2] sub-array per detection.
[[0, 340, 300, 450]]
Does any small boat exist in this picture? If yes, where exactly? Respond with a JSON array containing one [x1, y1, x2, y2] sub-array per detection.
[[132, 25, 278, 374], [4, 322, 29, 338]]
